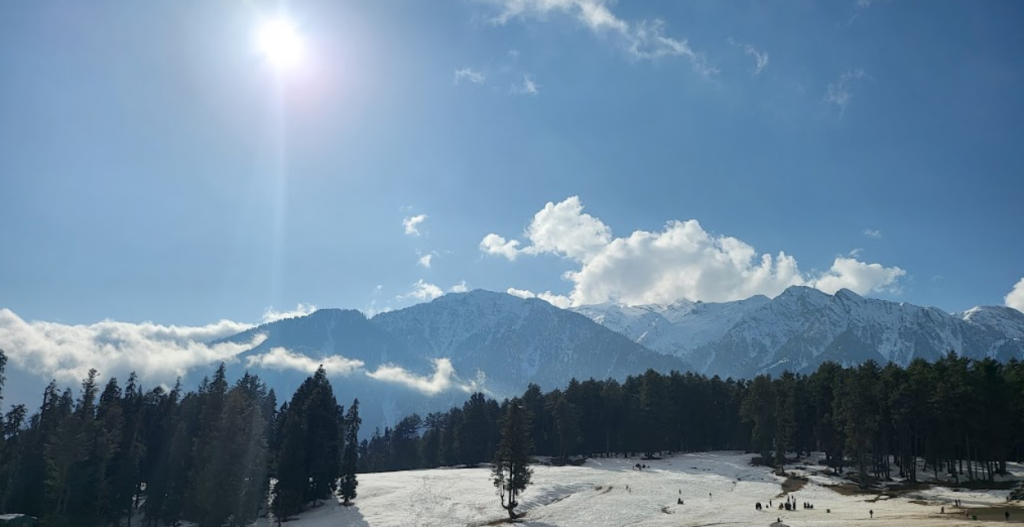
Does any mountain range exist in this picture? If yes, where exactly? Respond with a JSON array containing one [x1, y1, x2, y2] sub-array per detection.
[[215, 290, 687, 432], [571, 286, 1024, 378], [6, 287, 1023, 435]]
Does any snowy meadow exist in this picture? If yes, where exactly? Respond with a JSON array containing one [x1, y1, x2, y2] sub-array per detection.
[[265, 452, 1024, 527]]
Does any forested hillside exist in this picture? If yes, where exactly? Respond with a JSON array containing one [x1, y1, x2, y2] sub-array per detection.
[[0, 350, 360, 527], [360, 353, 1024, 490], [1, 349, 1022, 527]]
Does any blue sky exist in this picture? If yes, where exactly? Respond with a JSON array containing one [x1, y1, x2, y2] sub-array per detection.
[[2, 0, 1023, 328]]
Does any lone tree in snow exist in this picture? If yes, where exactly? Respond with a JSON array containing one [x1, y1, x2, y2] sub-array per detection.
[[339, 398, 361, 505], [493, 398, 533, 520]]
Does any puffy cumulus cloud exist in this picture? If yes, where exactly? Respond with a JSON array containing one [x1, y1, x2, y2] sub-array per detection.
[[483, 0, 714, 76], [244, 347, 365, 376], [262, 303, 317, 323], [403, 214, 428, 236], [366, 358, 484, 396], [401, 279, 444, 302], [484, 196, 907, 306], [1006, 277, 1024, 313], [0, 308, 262, 384], [418, 254, 433, 268], [450, 280, 469, 293], [809, 258, 905, 295], [480, 233, 522, 260], [521, 196, 611, 261]]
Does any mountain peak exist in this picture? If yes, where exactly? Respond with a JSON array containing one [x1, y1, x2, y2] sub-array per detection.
[[833, 288, 864, 301]]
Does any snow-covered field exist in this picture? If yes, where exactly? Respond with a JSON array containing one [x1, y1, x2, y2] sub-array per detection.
[[268, 452, 1024, 527]]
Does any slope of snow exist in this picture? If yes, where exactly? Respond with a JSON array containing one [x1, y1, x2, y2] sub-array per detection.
[[266, 451, 1023, 527]]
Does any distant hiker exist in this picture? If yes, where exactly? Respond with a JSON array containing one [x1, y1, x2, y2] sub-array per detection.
[[756, 502, 762, 511], [709, 492, 712, 499], [769, 500, 772, 507], [941, 506, 944, 514], [870, 509, 874, 519], [1006, 511, 1010, 520]]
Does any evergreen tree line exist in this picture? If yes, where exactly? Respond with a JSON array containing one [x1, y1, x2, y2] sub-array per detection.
[[360, 353, 1024, 489], [0, 351, 360, 527]]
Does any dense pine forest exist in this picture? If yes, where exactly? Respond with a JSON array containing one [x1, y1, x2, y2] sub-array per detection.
[[0, 351, 360, 527], [0, 349, 1022, 526], [360, 353, 1024, 490]]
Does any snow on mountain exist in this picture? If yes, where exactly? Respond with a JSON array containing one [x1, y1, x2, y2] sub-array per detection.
[[219, 290, 688, 433], [575, 286, 1024, 379], [569, 294, 771, 367], [372, 290, 688, 394]]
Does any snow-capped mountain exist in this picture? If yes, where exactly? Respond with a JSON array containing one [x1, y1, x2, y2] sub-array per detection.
[[573, 286, 1024, 379], [372, 290, 685, 393], [569, 295, 770, 367], [219, 290, 688, 432]]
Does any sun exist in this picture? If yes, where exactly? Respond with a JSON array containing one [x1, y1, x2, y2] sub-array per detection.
[[257, 18, 304, 69]]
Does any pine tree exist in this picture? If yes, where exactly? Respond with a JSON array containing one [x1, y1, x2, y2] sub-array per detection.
[[300, 367, 341, 503], [0, 404, 26, 513], [339, 399, 361, 505], [493, 398, 532, 520], [271, 409, 307, 521], [141, 381, 185, 527], [93, 376, 125, 525], [741, 375, 777, 466]]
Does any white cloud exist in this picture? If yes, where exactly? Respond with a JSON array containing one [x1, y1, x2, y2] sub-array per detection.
[[246, 350, 484, 396], [1006, 277, 1024, 313], [506, 287, 536, 299], [511, 74, 540, 96], [484, 0, 715, 77], [728, 38, 768, 75], [262, 303, 317, 323], [863, 228, 882, 239], [403, 214, 428, 236], [450, 280, 470, 293], [366, 358, 483, 396], [483, 196, 907, 306], [0, 308, 262, 384], [810, 257, 905, 295], [824, 69, 868, 114], [418, 254, 433, 268], [454, 67, 485, 85], [245, 347, 365, 376], [1, 305, 487, 398], [521, 196, 611, 261], [504, 288, 572, 308], [480, 233, 522, 260], [402, 279, 444, 302]]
